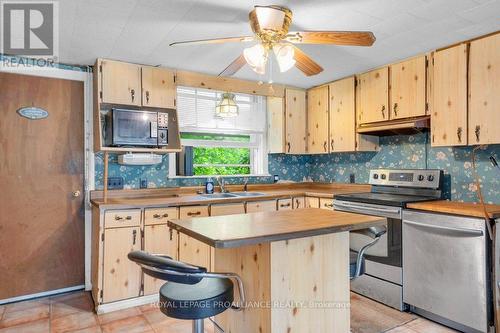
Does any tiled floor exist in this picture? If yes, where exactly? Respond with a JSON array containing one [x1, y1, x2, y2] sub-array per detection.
[[0, 291, 459, 333]]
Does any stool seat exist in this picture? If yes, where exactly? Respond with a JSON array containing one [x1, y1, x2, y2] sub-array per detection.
[[350, 251, 365, 279], [160, 277, 234, 320]]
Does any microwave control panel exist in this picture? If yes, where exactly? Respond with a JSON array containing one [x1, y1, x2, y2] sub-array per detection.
[[157, 113, 168, 146]]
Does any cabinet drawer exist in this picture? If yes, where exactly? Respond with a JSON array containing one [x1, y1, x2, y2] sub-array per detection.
[[144, 207, 178, 225], [210, 203, 245, 216], [104, 209, 141, 228], [179, 206, 209, 219], [293, 197, 306, 209], [278, 199, 293, 210], [246, 200, 277, 213], [320, 198, 334, 210], [305, 197, 320, 208]]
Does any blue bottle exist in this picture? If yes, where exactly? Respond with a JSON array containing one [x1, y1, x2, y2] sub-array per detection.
[[205, 177, 214, 194]]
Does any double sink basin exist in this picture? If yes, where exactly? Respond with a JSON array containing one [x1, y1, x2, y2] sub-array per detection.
[[197, 192, 265, 199]]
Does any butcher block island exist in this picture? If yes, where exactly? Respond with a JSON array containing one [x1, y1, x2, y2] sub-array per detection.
[[168, 208, 384, 333]]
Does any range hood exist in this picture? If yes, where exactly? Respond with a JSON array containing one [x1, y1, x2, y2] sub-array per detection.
[[356, 116, 430, 136]]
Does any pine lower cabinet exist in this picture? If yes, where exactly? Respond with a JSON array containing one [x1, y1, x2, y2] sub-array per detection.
[[178, 206, 210, 269], [246, 200, 277, 213]]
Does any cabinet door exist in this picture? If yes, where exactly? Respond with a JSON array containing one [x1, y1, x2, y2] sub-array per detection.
[[143, 224, 178, 295], [178, 206, 210, 269], [210, 203, 245, 216], [390, 56, 426, 119], [431, 44, 468, 146], [319, 198, 334, 210], [469, 33, 500, 145], [293, 197, 306, 209], [307, 85, 330, 154], [246, 200, 277, 213], [100, 59, 141, 106], [267, 97, 285, 153], [305, 197, 320, 208], [141, 67, 176, 109], [102, 227, 141, 303], [285, 88, 307, 154], [329, 77, 356, 152], [357, 67, 389, 124]]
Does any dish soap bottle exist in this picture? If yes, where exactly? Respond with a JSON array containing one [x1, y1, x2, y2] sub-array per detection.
[[205, 177, 214, 194]]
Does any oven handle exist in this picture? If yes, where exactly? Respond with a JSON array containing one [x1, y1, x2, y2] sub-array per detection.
[[404, 220, 484, 237], [333, 200, 401, 216]]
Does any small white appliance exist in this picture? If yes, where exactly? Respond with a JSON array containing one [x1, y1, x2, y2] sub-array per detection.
[[118, 153, 163, 165]]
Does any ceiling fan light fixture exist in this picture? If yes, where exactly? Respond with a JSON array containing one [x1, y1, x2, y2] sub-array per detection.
[[273, 43, 296, 72], [215, 93, 239, 118], [243, 43, 268, 75]]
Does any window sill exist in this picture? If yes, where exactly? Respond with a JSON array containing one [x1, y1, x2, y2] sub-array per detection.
[[168, 174, 272, 179]]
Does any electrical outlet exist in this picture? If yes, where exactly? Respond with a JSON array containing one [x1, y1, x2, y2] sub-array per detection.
[[349, 174, 356, 184], [140, 179, 148, 189], [107, 177, 124, 190]]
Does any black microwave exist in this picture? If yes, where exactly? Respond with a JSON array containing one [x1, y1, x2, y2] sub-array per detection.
[[104, 109, 168, 147]]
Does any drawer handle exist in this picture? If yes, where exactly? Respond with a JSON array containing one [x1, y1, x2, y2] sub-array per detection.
[[153, 213, 169, 219], [280, 203, 291, 208], [115, 215, 132, 221], [324, 203, 333, 208], [187, 211, 201, 216]]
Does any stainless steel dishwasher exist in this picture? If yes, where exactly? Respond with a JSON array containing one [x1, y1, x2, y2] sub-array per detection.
[[402, 210, 492, 333]]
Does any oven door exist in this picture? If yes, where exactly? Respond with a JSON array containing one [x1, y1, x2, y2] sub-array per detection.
[[112, 109, 158, 146], [334, 200, 402, 268]]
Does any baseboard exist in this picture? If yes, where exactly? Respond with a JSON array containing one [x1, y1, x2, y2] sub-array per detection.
[[0, 285, 85, 305], [95, 294, 159, 314]]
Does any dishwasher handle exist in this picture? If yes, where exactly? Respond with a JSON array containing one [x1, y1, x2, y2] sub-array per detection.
[[404, 220, 484, 237]]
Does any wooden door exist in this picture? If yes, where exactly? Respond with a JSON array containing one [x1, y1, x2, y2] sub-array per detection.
[[178, 206, 210, 269], [431, 44, 468, 146], [329, 77, 356, 152], [143, 224, 178, 295], [390, 56, 427, 119], [102, 227, 141, 303], [141, 67, 176, 109], [357, 67, 389, 124], [246, 200, 277, 213], [285, 88, 307, 154], [211, 203, 245, 216], [100, 59, 142, 106], [307, 86, 330, 154], [0, 72, 84, 300], [469, 33, 500, 145], [267, 97, 285, 153]]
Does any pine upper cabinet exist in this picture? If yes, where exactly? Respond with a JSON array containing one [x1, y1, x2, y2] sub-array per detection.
[[469, 33, 500, 145], [307, 85, 330, 154], [357, 67, 389, 124], [267, 97, 285, 153], [102, 227, 141, 303], [100, 59, 142, 106], [141, 67, 176, 109], [329, 77, 356, 152], [431, 44, 468, 146], [285, 88, 307, 154], [390, 56, 427, 119]]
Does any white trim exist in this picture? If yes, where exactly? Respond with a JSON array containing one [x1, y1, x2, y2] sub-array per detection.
[[169, 174, 272, 179], [0, 285, 84, 305], [95, 294, 159, 314], [181, 138, 259, 149], [0, 63, 94, 293]]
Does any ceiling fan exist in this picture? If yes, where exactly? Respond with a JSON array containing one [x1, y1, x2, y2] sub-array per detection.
[[170, 5, 376, 77]]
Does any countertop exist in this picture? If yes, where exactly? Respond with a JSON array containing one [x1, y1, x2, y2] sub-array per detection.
[[90, 183, 371, 209], [407, 200, 500, 219], [167, 208, 385, 248]]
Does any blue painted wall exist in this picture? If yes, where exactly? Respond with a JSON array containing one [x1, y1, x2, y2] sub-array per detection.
[[95, 133, 500, 204]]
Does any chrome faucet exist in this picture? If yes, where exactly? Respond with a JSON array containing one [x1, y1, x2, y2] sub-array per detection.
[[216, 176, 228, 193], [243, 178, 249, 192]]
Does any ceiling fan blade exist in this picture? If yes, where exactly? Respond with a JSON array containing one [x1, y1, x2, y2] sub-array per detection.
[[293, 47, 323, 76], [170, 36, 253, 47], [285, 31, 376, 46], [218, 54, 247, 77]]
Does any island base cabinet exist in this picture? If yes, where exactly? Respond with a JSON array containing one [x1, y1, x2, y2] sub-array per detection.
[[102, 227, 141, 303], [179, 233, 211, 269], [143, 224, 178, 295], [214, 232, 350, 333]]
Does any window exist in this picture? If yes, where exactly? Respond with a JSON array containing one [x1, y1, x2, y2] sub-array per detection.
[[170, 87, 268, 177]]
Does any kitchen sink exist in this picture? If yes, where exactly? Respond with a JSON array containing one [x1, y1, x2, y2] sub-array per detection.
[[198, 193, 239, 199], [232, 192, 266, 197]]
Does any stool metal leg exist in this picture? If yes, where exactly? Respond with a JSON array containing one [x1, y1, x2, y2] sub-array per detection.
[[192, 319, 204, 333]]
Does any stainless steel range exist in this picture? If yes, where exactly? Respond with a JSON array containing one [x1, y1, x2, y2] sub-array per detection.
[[333, 169, 443, 310]]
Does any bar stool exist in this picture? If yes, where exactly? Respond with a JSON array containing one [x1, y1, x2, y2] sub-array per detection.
[[349, 226, 387, 280], [128, 251, 245, 333]]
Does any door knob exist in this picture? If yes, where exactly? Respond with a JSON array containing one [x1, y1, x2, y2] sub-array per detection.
[[72, 190, 81, 198]]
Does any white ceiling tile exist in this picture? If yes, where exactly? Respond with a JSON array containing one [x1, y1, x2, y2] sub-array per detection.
[[457, 0, 500, 22]]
